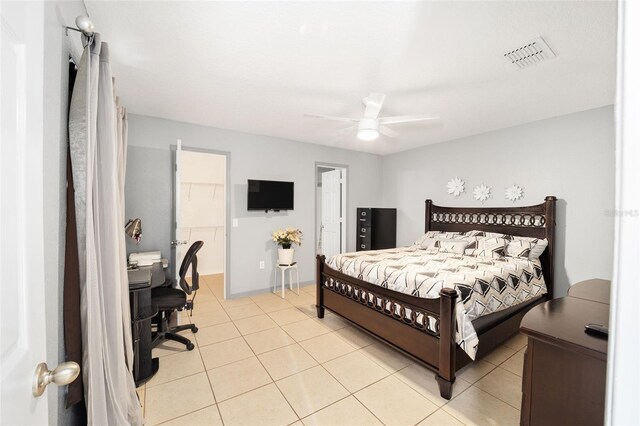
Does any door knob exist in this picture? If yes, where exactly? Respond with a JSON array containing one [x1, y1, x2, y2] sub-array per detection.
[[170, 240, 188, 246], [32, 362, 80, 397]]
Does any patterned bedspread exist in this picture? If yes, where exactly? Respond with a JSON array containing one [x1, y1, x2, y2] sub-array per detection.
[[327, 246, 547, 359]]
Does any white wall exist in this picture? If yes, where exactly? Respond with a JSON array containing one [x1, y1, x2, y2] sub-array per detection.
[[125, 114, 383, 297], [382, 106, 615, 297], [180, 151, 226, 275]]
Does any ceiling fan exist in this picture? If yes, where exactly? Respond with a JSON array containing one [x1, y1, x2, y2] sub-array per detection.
[[305, 93, 440, 141]]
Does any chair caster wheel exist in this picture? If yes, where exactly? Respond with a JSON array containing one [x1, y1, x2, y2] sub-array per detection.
[[192, 326, 198, 333], [186, 342, 195, 351]]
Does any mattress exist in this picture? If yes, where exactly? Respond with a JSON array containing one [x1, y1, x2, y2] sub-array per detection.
[[327, 245, 547, 359]]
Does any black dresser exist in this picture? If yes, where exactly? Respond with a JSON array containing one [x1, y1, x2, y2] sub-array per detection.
[[128, 269, 159, 386], [356, 208, 397, 251]]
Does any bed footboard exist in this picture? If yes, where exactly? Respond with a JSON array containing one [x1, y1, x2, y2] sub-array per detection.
[[316, 255, 458, 399]]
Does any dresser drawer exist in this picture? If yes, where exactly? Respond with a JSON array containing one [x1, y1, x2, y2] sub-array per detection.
[[357, 231, 371, 251], [357, 241, 371, 251], [355, 207, 396, 251], [357, 208, 372, 226]]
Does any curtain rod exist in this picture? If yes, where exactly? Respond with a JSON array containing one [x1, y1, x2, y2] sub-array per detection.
[[65, 15, 95, 37]]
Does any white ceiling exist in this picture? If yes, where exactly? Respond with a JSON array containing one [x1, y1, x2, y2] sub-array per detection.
[[84, 0, 617, 155]]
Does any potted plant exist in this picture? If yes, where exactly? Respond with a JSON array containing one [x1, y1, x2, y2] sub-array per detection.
[[272, 228, 303, 265]]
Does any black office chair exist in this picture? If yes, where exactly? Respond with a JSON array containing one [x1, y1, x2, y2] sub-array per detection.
[[151, 241, 204, 351]]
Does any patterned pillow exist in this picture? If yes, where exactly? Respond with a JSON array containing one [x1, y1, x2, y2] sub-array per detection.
[[507, 237, 548, 261], [464, 230, 488, 237], [420, 238, 470, 254], [414, 231, 464, 245], [505, 239, 535, 258], [464, 237, 508, 258], [464, 230, 510, 240]]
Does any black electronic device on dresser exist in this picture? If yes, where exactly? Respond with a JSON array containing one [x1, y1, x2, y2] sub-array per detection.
[[356, 208, 397, 251]]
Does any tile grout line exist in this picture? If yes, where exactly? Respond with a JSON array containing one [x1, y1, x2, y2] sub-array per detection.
[[292, 330, 390, 425], [472, 365, 523, 411], [150, 275, 224, 425], [154, 403, 218, 426], [226, 292, 303, 423], [438, 386, 474, 425], [242, 338, 301, 421]]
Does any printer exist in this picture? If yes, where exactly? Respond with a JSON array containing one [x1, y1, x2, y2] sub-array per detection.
[[128, 251, 168, 287], [129, 251, 162, 267]]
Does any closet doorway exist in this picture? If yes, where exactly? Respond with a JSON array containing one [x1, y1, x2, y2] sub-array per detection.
[[173, 143, 229, 299], [315, 163, 348, 259]]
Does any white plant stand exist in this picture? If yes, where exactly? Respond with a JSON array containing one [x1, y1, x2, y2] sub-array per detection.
[[273, 262, 300, 299]]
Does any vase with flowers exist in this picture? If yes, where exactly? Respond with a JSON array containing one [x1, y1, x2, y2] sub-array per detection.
[[272, 228, 303, 265]]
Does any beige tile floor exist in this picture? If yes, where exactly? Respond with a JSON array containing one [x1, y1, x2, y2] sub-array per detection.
[[137, 274, 528, 426]]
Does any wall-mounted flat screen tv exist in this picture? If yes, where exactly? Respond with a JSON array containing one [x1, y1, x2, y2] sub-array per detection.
[[247, 179, 294, 211]]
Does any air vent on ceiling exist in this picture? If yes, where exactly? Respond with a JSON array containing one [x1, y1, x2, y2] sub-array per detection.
[[504, 37, 556, 69]]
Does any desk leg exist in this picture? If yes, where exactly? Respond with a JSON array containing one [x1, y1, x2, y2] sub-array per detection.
[[281, 269, 285, 299], [296, 267, 300, 295]]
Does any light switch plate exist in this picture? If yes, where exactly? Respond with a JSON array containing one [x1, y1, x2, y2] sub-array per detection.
[[233, 218, 238, 227]]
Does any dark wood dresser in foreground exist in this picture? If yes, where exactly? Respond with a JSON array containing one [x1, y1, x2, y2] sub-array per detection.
[[356, 208, 397, 251], [520, 279, 610, 426]]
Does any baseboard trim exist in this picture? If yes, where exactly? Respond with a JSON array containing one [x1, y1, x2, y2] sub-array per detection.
[[227, 280, 314, 299]]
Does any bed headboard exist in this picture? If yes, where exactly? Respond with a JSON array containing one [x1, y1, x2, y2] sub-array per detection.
[[425, 196, 556, 298]]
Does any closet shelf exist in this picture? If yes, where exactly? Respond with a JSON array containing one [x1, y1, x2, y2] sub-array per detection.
[[182, 181, 225, 201], [181, 181, 224, 186]]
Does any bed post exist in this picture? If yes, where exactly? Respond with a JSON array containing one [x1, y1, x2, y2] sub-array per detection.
[[316, 255, 325, 318], [425, 199, 433, 233], [436, 287, 458, 399], [544, 196, 556, 299]]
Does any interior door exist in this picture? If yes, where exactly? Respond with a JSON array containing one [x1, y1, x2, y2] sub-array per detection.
[[0, 1, 49, 423], [171, 139, 187, 281], [321, 169, 343, 258]]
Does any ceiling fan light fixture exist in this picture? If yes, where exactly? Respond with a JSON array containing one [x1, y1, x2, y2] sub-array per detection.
[[357, 129, 379, 141], [357, 118, 379, 141], [304, 93, 440, 142]]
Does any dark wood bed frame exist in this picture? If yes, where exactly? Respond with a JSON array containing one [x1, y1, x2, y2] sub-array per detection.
[[315, 196, 556, 399]]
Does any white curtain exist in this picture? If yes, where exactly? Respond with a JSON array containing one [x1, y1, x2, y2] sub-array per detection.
[[69, 33, 142, 425]]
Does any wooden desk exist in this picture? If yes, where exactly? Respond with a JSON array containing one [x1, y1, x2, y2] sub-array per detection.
[[520, 280, 610, 426]]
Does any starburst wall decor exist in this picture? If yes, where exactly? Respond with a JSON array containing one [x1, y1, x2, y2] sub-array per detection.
[[505, 184, 524, 203], [446, 177, 465, 197], [473, 184, 492, 203]]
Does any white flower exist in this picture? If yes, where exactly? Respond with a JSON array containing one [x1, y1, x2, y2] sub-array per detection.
[[446, 177, 465, 197], [505, 184, 524, 203], [473, 184, 492, 203], [271, 227, 303, 246]]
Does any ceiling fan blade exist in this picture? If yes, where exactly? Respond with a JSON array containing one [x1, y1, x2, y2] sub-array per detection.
[[379, 126, 398, 138], [363, 93, 385, 119], [332, 125, 358, 138], [378, 114, 440, 125], [304, 113, 358, 123]]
